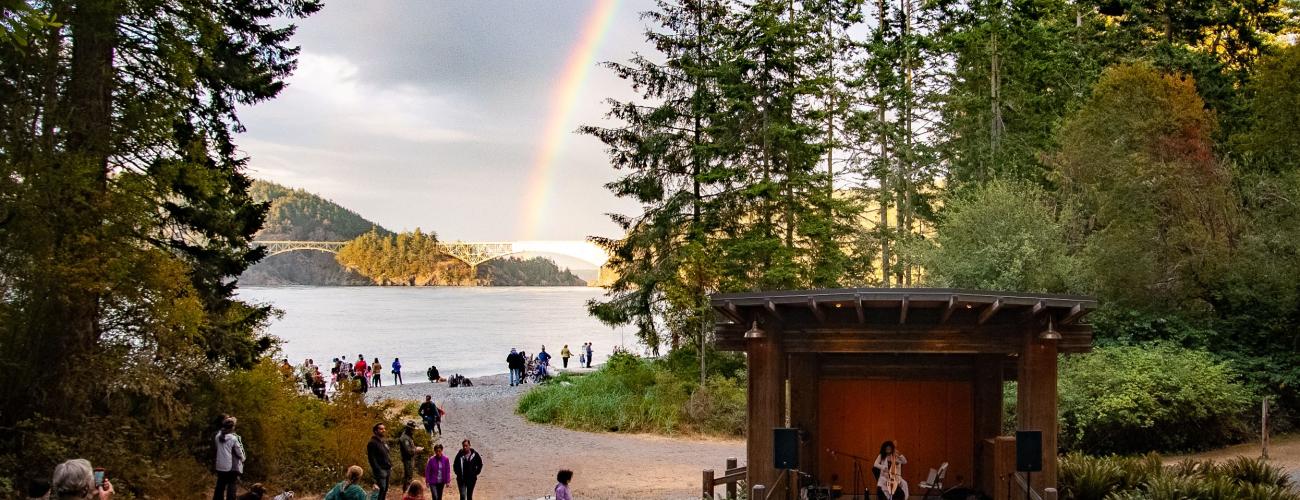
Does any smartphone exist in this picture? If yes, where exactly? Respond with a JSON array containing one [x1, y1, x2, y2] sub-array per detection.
[[93, 468, 105, 488]]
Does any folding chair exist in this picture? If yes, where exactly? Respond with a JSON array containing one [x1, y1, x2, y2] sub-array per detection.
[[918, 462, 948, 499]]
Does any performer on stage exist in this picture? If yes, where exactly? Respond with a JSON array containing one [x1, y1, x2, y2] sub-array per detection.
[[872, 440, 908, 500]]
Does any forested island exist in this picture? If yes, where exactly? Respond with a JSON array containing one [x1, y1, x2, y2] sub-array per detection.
[[241, 181, 586, 286]]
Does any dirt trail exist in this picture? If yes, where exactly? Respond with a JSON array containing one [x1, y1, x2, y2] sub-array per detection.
[[1166, 434, 1300, 484], [362, 375, 745, 500]]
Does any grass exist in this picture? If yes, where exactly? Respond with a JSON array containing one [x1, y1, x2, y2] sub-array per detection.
[[516, 350, 746, 436]]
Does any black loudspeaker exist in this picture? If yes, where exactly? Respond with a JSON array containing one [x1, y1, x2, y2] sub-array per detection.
[[774, 427, 800, 469], [1016, 430, 1043, 472]]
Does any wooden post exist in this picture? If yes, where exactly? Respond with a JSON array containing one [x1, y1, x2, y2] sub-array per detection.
[[1262, 398, 1270, 460], [752, 484, 767, 500], [1017, 326, 1059, 492], [973, 354, 1004, 492], [747, 325, 786, 498], [788, 353, 820, 487], [1044, 487, 1059, 500], [726, 458, 739, 499], [703, 469, 715, 499]]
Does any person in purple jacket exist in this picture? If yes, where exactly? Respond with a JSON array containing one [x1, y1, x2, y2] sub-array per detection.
[[424, 444, 451, 500]]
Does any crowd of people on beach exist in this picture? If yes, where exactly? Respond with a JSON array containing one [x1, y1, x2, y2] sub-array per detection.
[[280, 353, 406, 400], [506, 342, 596, 387]]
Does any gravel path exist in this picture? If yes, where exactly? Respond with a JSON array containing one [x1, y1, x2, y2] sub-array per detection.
[[365, 372, 746, 500]]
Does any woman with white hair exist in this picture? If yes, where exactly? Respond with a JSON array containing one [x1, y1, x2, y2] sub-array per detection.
[[214, 416, 246, 500], [51, 458, 114, 500]]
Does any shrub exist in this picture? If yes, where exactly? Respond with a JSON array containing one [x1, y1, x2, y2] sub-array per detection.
[[516, 350, 746, 436], [1060, 454, 1300, 500], [1058, 344, 1254, 454]]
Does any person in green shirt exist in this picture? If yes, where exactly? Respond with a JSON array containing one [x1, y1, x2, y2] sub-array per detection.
[[324, 465, 371, 500]]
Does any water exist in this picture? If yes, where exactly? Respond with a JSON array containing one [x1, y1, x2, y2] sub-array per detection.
[[237, 286, 633, 378]]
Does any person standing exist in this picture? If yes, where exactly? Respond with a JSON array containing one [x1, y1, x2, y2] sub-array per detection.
[[213, 416, 245, 500], [537, 346, 551, 367], [424, 444, 451, 500], [367, 423, 393, 499], [398, 422, 424, 489], [355, 355, 367, 379], [372, 357, 383, 387], [554, 470, 573, 500], [560, 345, 572, 369], [584, 342, 594, 368], [392, 358, 403, 385], [506, 349, 524, 387], [452, 439, 483, 500], [52, 459, 115, 500]]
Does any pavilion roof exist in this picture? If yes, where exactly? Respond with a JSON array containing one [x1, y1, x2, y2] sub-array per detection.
[[710, 287, 1098, 354]]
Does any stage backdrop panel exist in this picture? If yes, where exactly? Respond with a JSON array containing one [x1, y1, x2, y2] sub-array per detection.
[[818, 379, 975, 495]]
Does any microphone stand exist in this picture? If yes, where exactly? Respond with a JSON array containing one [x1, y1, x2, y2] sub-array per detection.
[[827, 448, 876, 499]]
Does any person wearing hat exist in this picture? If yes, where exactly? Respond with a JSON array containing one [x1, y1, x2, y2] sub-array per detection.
[[398, 421, 424, 491], [213, 416, 245, 500]]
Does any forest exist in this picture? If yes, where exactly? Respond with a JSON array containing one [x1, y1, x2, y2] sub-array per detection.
[[336, 229, 588, 286], [574, 0, 1300, 454]]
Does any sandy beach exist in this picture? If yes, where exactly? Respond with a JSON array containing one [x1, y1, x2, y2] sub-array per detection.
[[364, 372, 745, 500]]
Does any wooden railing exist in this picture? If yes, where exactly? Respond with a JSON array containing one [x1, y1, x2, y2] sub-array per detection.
[[703, 457, 745, 499]]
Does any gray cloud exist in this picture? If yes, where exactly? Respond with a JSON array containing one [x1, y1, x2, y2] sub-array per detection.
[[237, 1, 653, 241]]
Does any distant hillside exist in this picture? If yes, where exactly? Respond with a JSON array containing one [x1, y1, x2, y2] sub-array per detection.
[[478, 257, 586, 286], [239, 180, 589, 287], [240, 180, 388, 286]]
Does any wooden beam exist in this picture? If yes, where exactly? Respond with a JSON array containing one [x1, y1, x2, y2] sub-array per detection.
[[807, 298, 825, 323], [1061, 303, 1088, 324], [721, 301, 743, 323], [940, 295, 959, 324], [978, 299, 1003, 325], [854, 294, 865, 324], [765, 299, 783, 321], [899, 295, 910, 324], [1021, 300, 1046, 322]]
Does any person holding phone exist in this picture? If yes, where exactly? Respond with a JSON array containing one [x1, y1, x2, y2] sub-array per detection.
[[214, 416, 246, 500], [51, 458, 114, 499]]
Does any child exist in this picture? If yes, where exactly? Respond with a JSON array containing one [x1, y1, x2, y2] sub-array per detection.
[[554, 469, 573, 500], [401, 481, 425, 500]]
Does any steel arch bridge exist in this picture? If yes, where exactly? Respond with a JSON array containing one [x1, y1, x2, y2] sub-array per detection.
[[256, 240, 610, 270]]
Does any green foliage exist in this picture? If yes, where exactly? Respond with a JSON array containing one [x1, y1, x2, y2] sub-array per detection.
[[1061, 454, 1300, 500], [516, 350, 746, 436], [478, 256, 586, 286], [1055, 62, 1237, 311], [1235, 44, 1300, 173], [335, 229, 466, 285], [1058, 344, 1254, 454], [0, 0, 325, 495], [250, 180, 390, 241], [915, 179, 1078, 293]]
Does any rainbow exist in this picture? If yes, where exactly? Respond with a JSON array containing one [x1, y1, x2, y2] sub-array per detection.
[[519, 0, 621, 239]]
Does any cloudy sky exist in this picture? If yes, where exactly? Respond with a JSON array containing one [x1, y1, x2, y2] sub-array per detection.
[[237, 1, 653, 241]]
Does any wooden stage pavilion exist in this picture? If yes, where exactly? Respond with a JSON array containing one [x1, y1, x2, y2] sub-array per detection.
[[711, 288, 1096, 499]]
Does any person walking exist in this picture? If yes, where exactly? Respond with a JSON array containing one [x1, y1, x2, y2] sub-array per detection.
[[398, 422, 424, 489], [392, 358, 403, 385], [452, 439, 483, 500], [423, 444, 451, 500], [554, 470, 573, 500], [372, 357, 383, 388], [584, 342, 594, 368], [323, 466, 368, 500], [213, 416, 246, 500], [506, 349, 524, 387], [560, 345, 572, 369], [367, 423, 393, 499], [418, 395, 442, 435]]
